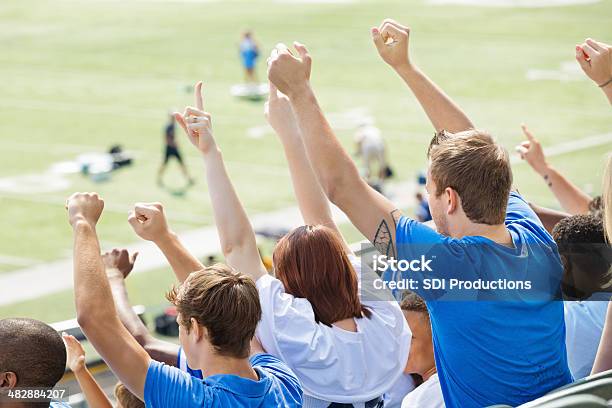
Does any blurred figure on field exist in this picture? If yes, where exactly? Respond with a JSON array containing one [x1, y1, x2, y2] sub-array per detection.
[[240, 31, 260, 83], [157, 113, 194, 187], [354, 118, 389, 189], [415, 192, 432, 223]]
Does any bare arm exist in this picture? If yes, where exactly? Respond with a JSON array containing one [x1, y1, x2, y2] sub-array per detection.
[[67, 193, 150, 401], [517, 125, 592, 215], [268, 45, 401, 257], [528, 203, 571, 234], [175, 82, 267, 281], [103, 250, 179, 366], [592, 302, 612, 374], [265, 82, 351, 254], [63, 334, 113, 408], [372, 19, 473, 133], [128, 203, 204, 283]]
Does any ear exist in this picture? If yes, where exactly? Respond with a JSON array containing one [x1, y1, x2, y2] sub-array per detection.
[[445, 187, 460, 215], [190, 318, 204, 342], [0, 372, 18, 388]]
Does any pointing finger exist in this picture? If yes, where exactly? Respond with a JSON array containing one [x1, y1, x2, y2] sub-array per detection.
[[195, 81, 204, 111]]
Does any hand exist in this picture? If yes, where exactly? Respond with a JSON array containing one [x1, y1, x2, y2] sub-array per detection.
[[267, 42, 312, 98], [576, 39, 612, 86], [264, 82, 300, 138], [103, 248, 138, 279], [128, 202, 172, 243], [66, 192, 104, 227], [175, 82, 216, 154], [62, 333, 86, 373], [371, 19, 411, 69], [515, 125, 549, 176]]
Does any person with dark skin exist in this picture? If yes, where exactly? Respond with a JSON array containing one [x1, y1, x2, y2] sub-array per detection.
[[157, 114, 194, 187]]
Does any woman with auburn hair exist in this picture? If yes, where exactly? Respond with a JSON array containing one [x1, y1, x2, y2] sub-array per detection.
[[169, 82, 411, 407]]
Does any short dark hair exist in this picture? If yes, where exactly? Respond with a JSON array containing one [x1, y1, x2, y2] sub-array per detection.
[[553, 215, 612, 300], [166, 264, 261, 359], [0, 318, 66, 388], [428, 130, 513, 225], [400, 291, 429, 316]]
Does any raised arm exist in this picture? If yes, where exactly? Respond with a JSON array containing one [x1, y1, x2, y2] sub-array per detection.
[[103, 249, 179, 366], [268, 44, 401, 258], [128, 203, 204, 283], [175, 82, 267, 281], [576, 39, 612, 105], [67, 193, 150, 401], [371, 19, 473, 133], [516, 125, 592, 215], [63, 333, 113, 408], [592, 303, 612, 374], [264, 81, 351, 254]]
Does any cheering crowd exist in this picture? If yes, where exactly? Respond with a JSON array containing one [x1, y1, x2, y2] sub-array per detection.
[[2, 18, 612, 408]]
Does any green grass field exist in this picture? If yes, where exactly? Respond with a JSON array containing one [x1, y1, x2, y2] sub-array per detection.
[[1, 0, 611, 323]]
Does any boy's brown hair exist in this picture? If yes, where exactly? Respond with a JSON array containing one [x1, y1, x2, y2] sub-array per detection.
[[428, 129, 512, 225], [114, 382, 145, 408], [166, 264, 261, 359]]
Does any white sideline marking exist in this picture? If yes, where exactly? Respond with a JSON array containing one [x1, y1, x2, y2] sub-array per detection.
[[0, 255, 39, 267], [427, 0, 600, 7], [526, 61, 585, 82]]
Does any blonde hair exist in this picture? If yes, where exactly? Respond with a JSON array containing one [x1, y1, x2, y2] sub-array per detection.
[[604, 155, 612, 242]]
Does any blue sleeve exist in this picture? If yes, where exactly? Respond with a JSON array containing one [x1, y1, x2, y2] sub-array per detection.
[[145, 360, 207, 408], [250, 353, 303, 406], [394, 216, 480, 301], [506, 191, 541, 226]]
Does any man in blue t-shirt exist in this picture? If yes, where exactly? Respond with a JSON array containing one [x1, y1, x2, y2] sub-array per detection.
[[268, 18, 572, 407], [67, 192, 303, 408]]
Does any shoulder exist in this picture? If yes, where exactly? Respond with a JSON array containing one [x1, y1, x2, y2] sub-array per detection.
[[250, 354, 303, 402]]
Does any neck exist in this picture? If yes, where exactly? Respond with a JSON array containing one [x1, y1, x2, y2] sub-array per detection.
[[421, 366, 437, 382], [455, 222, 511, 245], [199, 355, 258, 380]]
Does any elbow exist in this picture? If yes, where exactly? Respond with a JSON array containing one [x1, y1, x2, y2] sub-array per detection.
[[76, 310, 95, 332]]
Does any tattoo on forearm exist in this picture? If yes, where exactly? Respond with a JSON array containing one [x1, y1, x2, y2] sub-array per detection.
[[373, 209, 402, 258], [543, 174, 552, 188]]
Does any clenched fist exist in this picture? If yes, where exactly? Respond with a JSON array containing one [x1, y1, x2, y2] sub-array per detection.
[[103, 248, 138, 279], [175, 81, 217, 154], [372, 19, 411, 70], [576, 39, 612, 87], [267, 42, 312, 98], [128, 202, 172, 243], [66, 192, 104, 227]]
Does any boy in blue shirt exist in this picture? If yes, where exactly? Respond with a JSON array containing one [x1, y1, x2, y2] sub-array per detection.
[[267, 18, 572, 407], [66, 193, 303, 408]]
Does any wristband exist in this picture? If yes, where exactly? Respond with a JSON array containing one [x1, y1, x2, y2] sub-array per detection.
[[598, 77, 612, 88]]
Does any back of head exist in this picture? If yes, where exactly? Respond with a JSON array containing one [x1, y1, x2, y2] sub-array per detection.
[[552, 214, 612, 299], [166, 264, 261, 359], [0, 318, 66, 388], [115, 382, 145, 408], [428, 130, 512, 225], [273, 225, 370, 326]]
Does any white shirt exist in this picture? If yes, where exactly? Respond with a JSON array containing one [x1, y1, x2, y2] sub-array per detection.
[[255, 259, 411, 404], [355, 125, 384, 157], [384, 373, 416, 408], [564, 299, 609, 379], [401, 373, 445, 408]]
